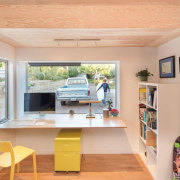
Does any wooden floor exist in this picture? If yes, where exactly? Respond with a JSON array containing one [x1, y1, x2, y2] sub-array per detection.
[[0, 154, 153, 180]]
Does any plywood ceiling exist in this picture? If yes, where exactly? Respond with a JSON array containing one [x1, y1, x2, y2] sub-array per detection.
[[0, 0, 179, 28], [0, 28, 180, 48], [0, 1, 179, 47]]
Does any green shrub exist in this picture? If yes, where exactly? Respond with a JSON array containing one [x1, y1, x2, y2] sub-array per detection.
[[110, 69, 115, 78], [35, 72, 44, 80], [52, 76, 63, 81], [68, 67, 79, 77]]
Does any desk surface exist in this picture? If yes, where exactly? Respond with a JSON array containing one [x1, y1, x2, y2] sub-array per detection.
[[0, 114, 127, 129]]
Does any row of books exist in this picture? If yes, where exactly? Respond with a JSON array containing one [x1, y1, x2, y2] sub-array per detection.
[[139, 88, 157, 109], [139, 106, 147, 122], [147, 88, 157, 109], [147, 110, 157, 129], [139, 105, 157, 130], [139, 88, 146, 102]]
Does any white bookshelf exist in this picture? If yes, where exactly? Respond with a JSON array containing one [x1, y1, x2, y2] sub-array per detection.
[[138, 82, 180, 180], [139, 82, 157, 180]]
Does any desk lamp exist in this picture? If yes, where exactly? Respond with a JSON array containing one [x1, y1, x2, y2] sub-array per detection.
[[79, 100, 101, 118]]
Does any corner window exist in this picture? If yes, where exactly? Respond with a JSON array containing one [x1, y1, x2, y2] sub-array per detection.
[[0, 60, 8, 122], [27, 62, 117, 114]]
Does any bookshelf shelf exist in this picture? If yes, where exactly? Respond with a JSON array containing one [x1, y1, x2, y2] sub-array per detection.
[[146, 104, 157, 111], [139, 101, 157, 111], [139, 136, 146, 145], [147, 146, 157, 157], [147, 126, 157, 135], [140, 120, 147, 125]]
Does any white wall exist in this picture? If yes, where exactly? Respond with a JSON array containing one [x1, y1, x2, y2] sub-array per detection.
[[157, 36, 180, 180], [158, 36, 180, 83], [14, 47, 157, 154], [0, 41, 15, 61]]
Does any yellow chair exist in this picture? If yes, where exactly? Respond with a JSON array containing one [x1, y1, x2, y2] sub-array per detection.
[[0, 141, 37, 180]]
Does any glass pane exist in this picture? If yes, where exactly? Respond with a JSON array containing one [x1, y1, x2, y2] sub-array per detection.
[[0, 62, 6, 120], [28, 64, 116, 114]]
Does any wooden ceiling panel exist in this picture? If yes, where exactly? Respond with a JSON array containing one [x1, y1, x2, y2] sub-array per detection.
[[0, 28, 179, 48], [0, 4, 179, 28]]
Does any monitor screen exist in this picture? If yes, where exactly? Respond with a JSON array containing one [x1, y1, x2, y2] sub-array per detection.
[[24, 93, 55, 112]]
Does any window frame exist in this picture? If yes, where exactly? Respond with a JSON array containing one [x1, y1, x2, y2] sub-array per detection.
[[0, 59, 8, 122], [26, 61, 119, 113]]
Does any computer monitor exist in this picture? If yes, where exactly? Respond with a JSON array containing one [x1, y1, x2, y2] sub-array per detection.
[[24, 93, 55, 113]]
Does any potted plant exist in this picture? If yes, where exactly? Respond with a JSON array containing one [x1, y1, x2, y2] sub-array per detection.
[[106, 99, 113, 111], [136, 68, 153, 81], [111, 109, 119, 117]]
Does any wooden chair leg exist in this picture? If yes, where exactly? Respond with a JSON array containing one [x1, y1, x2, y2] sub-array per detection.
[[10, 165, 15, 180], [32, 152, 37, 180], [17, 163, 20, 173]]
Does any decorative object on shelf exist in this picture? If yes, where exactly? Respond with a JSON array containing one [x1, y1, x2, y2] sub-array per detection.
[[103, 109, 109, 118], [107, 99, 113, 111], [69, 110, 74, 115], [159, 56, 175, 78], [111, 109, 119, 117], [136, 68, 153, 81]]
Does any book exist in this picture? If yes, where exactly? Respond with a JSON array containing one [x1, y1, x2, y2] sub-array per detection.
[[141, 124, 146, 140], [147, 110, 157, 129], [148, 88, 157, 107], [139, 88, 146, 102], [153, 90, 157, 109], [144, 125, 146, 140], [139, 107, 146, 121]]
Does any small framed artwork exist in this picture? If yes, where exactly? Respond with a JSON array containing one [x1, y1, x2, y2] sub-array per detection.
[[159, 56, 175, 78]]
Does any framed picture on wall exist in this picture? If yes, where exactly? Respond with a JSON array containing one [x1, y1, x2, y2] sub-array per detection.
[[159, 56, 175, 78]]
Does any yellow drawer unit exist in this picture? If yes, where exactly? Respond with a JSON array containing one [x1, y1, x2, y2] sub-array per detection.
[[54, 129, 82, 172]]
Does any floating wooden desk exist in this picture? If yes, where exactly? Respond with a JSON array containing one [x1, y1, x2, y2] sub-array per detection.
[[0, 114, 127, 129]]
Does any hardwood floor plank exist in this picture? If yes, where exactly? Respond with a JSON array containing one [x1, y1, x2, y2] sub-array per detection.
[[0, 154, 153, 180]]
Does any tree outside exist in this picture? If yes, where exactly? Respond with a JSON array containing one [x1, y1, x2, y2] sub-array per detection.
[[28, 64, 115, 92]]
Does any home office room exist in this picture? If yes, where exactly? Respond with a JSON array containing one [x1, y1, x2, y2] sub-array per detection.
[[0, 1, 180, 180]]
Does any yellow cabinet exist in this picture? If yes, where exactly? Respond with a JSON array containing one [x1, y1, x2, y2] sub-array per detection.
[[55, 151, 81, 171], [54, 129, 82, 172]]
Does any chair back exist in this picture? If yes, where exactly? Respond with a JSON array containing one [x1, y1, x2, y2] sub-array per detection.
[[0, 141, 13, 153], [0, 141, 15, 165]]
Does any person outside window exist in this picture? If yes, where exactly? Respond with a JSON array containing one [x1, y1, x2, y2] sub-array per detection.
[[97, 78, 110, 105]]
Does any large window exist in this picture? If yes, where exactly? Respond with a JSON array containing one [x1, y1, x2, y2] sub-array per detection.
[[0, 60, 8, 122], [27, 62, 117, 114]]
